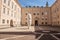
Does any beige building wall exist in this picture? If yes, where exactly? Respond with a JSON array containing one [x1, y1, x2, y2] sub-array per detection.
[[51, 0, 60, 26], [0, 0, 21, 28], [0, 0, 2, 25], [21, 7, 51, 26]]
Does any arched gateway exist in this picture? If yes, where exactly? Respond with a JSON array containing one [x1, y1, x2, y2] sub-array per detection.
[[35, 20, 38, 26], [35, 17, 39, 26], [10, 20, 13, 27]]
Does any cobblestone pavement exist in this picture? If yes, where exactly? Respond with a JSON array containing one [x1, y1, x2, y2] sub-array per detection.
[[35, 30, 60, 40], [35, 33, 60, 40]]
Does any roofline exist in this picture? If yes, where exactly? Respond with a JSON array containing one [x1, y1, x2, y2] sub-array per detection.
[[14, 0, 22, 8], [51, 0, 57, 7]]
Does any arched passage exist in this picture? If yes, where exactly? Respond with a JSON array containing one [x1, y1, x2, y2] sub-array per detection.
[[10, 20, 13, 27], [35, 20, 38, 26]]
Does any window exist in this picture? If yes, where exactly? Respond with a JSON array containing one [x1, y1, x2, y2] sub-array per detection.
[[58, 21, 59, 24], [42, 12, 44, 15], [57, 15, 59, 18], [34, 13, 36, 15], [42, 22, 44, 24], [15, 5, 16, 10], [54, 10, 56, 13], [2, 19, 5, 23], [26, 13, 27, 15], [42, 18, 44, 20], [8, 0, 10, 6], [7, 10, 9, 15], [57, 8, 59, 11], [12, 2, 14, 9], [45, 18, 47, 20], [37, 13, 39, 15], [14, 12, 16, 17], [7, 20, 9, 23], [11, 11, 13, 16], [45, 22, 47, 24], [26, 18, 27, 20], [3, 7, 5, 14], [4, 0, 6, 3], [25, 22, 27, 25]]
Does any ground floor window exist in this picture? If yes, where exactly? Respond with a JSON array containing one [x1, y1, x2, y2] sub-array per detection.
[[7, 20, 9, 24], [45, 22, 47, 24], [42, 22, 44, 24], [2, 19, 5, 23]]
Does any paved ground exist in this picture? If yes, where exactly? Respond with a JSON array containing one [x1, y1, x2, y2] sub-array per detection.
[[35, 33, 60, 40], [0, 32, 60, 40], [0, 26, 35, 32], [0, 26, 60, 40], [35, 26, 60, 32], [0, 34, 35, 40], [0, 26, 60, 32]]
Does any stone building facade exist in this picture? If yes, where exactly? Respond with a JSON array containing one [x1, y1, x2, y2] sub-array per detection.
[[21, 0, 60, 26], [21, 3, 52, 26], [51, 0, 60, 26], [0, 0, 21, 28]]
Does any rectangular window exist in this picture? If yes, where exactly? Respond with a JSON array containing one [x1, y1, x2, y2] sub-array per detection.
[[3, 7, 5, 14], [4, 0, 6, 3], [42, 12, 44, 15], [11, 11, 13, 16], [8, 0, 10, 6], [45, 22, 47, 24], [58, 21, 59, 24], [42, 22, 44, 24], [7, 20, 9, 23], [12, 2, 14, 9], [7, 10, 9, 15], [15, 5, 16, 10], [2, 19, 5, 23]]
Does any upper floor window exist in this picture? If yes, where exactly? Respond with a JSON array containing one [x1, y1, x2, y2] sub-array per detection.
[[7, 10, 9, 15], [12, 2, 14, 9], [8, 0, 10, 6], [15, 5, 16, 10], [58, 21, 59, 24], [42, 18, 44, 20], [37, 13, 39, 15], [34, 13, 36, 15], [4, 0, 6, 3], [26, 13, 27, 15], [45, 12, 48, 15], [42, 22, 44, 24], [45, 18, 47, 20], [42, 12, 44, 15], [3, 7, 5, 14], [57, 15, 59, 18]]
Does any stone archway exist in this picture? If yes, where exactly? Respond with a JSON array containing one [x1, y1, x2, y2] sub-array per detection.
[[10, 20, 13, 27], [35, 20, 38, 26]]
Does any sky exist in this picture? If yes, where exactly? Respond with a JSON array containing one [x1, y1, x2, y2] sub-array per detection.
[[18, 0, 56, 7]]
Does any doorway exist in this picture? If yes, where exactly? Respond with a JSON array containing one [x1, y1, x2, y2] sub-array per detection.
[[10, 20, 13, 27], [35, 20, 38, 26]]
